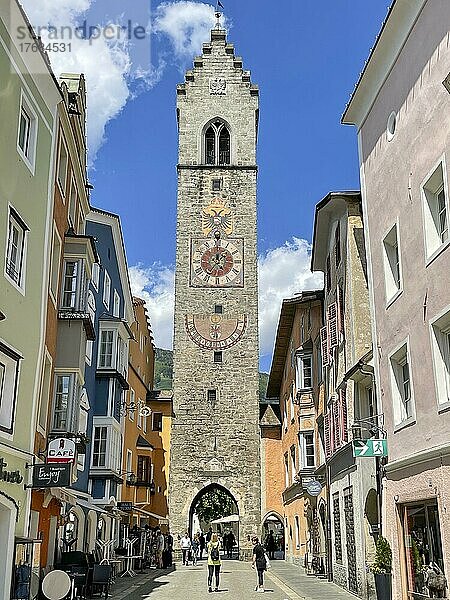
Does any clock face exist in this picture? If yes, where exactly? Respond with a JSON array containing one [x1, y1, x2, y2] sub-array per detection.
[[185, 313, 248, 350], [191, 238, 244, 287]]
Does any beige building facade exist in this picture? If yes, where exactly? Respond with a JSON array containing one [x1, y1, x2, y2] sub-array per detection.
[[312, 192, 378, 599], [343, 1, 450, 597]]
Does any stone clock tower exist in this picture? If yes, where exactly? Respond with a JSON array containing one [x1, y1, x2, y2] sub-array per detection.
[[169, 21, 261, 553]]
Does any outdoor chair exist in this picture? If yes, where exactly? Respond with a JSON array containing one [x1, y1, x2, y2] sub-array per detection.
[[90, 565, 112, 598]]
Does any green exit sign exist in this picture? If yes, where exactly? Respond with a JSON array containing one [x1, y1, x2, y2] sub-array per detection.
[[353, 439, 387, 458]]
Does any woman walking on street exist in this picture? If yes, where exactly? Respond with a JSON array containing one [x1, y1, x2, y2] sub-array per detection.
[[251, 535, 267, 593], [207, 533, 221, 592]]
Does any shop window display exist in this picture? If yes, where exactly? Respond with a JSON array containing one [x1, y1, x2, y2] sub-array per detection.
[[402, 502, 447, 598]]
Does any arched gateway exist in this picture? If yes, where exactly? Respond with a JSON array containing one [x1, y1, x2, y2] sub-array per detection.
[[169, 23, 261, 557]]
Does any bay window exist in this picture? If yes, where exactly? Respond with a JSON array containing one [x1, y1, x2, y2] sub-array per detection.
[[60, 259, 87, 311], [97, 327, 128, 378], [52, 373, 79, 433]]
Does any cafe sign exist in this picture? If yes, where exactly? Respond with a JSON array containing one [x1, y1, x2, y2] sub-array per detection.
[[32, 464, 71, 488], [47, 438, 76, 464]]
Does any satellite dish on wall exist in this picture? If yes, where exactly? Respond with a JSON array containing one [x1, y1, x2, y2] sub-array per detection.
[[42, 570, 71, 600]]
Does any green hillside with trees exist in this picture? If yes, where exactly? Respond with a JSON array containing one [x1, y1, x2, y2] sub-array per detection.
[[154, 348, 269, 399]]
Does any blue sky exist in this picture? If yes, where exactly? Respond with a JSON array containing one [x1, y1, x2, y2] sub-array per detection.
[[23, 0, 392, 370]]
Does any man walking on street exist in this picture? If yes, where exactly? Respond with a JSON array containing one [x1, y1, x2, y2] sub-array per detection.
[[180, 532, 192, 565]]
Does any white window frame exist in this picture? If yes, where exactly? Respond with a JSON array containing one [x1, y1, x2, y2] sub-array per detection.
[[92, 263, 100, 291], [57, 137, 69, 197], [92, 426, 108, 467], [430, 305, 450, 411], [284, 453, 289, 489], [421, 156, 450, 263], [126, 449, 133, 477], [17, 91, 38, 174], [49, 225, 62, 306], [103, 270, 111, 309], [296, 352, 313, 391], [113, 290, 120, 318], [51, 372, 79, 433], [290, 445, 296, 484], [98, 330, 114, 369], [299, 431, 316, 469], [97, 324, 128, 378], [60, 258, 87, 312], [5, 207, 29, 294], [389, 340, 415, 429], [382, 222, 403, 306], [68, 177, 78, 227], [0, 341, 22, 436]]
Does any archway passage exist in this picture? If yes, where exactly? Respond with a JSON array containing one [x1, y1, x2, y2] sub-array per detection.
[[189, 484, 239, 559], [262, 513, 285, 560]]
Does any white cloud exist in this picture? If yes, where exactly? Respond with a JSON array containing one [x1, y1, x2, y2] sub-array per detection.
[[129, 264, 175, 350], [153, 1, 226, 60], [20, 0, 220, 162], [129, 238, 323, 367], [258, 238, 324, 361]]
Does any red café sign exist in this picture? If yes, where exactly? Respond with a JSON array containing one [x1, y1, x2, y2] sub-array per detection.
[[47, 438, 76, 464]]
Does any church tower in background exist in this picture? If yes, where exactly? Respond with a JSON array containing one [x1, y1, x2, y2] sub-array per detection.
[[169, 18, 261, 552]]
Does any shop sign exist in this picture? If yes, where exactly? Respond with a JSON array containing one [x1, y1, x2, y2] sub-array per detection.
[[0, 457, 23, 484], [32, 464, 71, 488], [353, 439, 387, 458], [305, 480, 322, 496], [47, 438, 76, 464], [117, 502, 133, 512]]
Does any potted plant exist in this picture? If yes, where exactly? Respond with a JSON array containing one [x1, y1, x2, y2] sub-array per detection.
[[371, 536, 392, 600]]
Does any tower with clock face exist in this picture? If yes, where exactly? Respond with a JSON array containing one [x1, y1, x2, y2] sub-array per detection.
[[169, 22, 261, 551]]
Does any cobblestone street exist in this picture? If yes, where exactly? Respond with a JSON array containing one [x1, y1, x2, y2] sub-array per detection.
[[110, 559, 356, 600], [111, 561, 293, 600]]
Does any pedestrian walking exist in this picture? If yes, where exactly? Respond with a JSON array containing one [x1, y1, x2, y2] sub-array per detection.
[[227, 530, 236, 558], [192, 533, 200, 565], [207, 533, 221, 593], [251, 535, 267, 593], [206, 526, 213, 543], [180, 532, 192, 565], [264, 530, 276, 560], [199, 532, 206, 560], [156, 528, 165, 568]]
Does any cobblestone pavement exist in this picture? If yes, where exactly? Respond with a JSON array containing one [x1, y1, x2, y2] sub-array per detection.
[[110, 559, 302, 600], [109, 558, 356, 600]]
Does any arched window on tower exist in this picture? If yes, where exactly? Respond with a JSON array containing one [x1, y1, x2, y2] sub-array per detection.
[[205, 126, 216, 165], [203, 119, 230, 165]]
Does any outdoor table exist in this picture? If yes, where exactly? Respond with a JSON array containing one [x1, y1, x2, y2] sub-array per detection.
[[119, 556, 143, 578]]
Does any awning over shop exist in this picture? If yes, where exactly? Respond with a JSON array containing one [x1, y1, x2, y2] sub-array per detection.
[[132, 506, 168, 522], [75, 498, 110, 515], [211, 514, 239, 524]]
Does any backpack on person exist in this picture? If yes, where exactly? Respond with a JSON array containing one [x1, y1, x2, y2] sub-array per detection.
[[210, 544, 220, 561]]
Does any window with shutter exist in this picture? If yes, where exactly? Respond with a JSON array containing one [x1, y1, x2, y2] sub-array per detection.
[[320, 327, 329, 367], [327, 303, 339, 348], [340, 388, 348, 443], [324, 412, 331, 458], [333, 399, 340, 449], [337, 285, 345, 336]]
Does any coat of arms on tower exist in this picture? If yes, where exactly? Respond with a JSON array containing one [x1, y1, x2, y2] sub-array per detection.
[[209, 77, 227, 95], [202, 198, 233, 236]]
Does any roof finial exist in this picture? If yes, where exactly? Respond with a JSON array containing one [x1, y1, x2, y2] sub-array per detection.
[[215, 0, 224, 29]]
